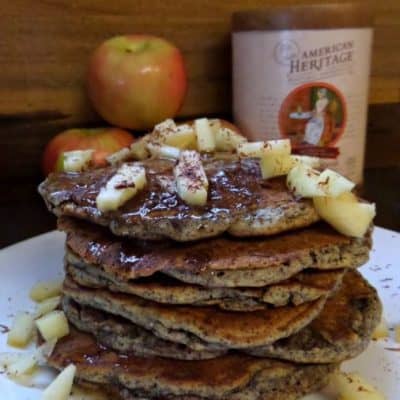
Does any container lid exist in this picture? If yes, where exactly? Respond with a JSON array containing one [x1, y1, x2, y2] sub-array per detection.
[[232, 3, 373, 31]]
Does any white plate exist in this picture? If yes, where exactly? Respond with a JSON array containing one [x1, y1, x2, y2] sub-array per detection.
[[0, 227, 399, 399]]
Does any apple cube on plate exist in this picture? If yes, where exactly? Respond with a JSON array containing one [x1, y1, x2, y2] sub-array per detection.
[[62, 150, 94, 173], [313, 192, 375, 238], [7, 312, 35, 348], [30, 280, 63, 302], [174, 150, 208, 206], [36, 310, 70, 342], [0, 353, 26, 370], [330, 372, 385, 400], [42, 364, 76, 400], [7, 353, 37, 376], [195, 118, 216, 152], [96, 164, 147, 212], [34, 296, 61, 318], [147, 143, 181, 159]]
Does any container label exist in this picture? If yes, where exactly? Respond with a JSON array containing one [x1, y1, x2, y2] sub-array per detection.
[[233, 29, 373, 183]]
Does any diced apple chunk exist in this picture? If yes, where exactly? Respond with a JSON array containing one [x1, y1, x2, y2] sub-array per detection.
[[313, 192, 375, 238], [330, 372, 385, 400], [130, 137, 150, 160], [287, 164, 326, 197], [106, 147, 131, 165], [147, 143, 181, 159], [237, 139, 291, 158], [290, 155, 321, 168], [195, 118, 216, 152], [237, 141, 266, 158], [0, 353, 26, 370], [96, 164, 147, 212], [264, 139, 291, 155], [287, 164, 355, 198], [42, 364, 76, 400], [174, 151, 208, 206], [372, 318, 389, 340], [62, 150, 94, 172], [36, 310, 70, 342], [164, 124, 197, 149], [318, 169, 355, 197], [7, 312, 35, 348], [30, 280, 63, 302], [153, 118, 177, 139], [34, 296, 61, 318], [259, 153, 320, 180], [209, 120, 247, 151], [260, 155, 294, 179], [7, 353, 37, 376]]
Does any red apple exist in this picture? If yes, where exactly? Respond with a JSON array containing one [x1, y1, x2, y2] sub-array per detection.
[[42, 128, 134, 175], [87, 35, 187, 130]]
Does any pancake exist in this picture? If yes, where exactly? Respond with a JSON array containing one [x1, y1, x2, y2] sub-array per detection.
[[48, 328, 337, 400], [246, 270, 382, 363], [39, 158, 319, 241], [61, 217, 371, 287], [62, 275, 326, 350], [63, 297, 226, 360], [63, 271, 379, 364], [65, 262, 344, 310]]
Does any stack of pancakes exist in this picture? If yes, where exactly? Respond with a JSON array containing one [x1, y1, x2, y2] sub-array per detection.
[[38, 157, 381, 400]]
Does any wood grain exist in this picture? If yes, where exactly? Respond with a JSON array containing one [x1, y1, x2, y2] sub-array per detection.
[[0, 0, 399, 182], [0, 0, 399, 126]]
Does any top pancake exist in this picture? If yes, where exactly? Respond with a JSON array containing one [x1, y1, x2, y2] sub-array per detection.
[[60, 217, 371, 286], [39, 158, 319, 241]]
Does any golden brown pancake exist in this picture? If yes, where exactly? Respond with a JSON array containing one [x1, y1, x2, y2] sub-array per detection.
[[65, 261, 344, 310], [38, 158, 319, 241], [48, 328, 337, 400], [63, 297, 226, 360], [62, 275, 326, 350], [246, 270, 382, 363], [62, 271, 379, 363], [60, 217, 371, 287]]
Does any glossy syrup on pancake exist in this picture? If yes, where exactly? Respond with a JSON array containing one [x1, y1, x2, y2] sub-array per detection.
[[60, 217, 371, 286], [48, 328, 337, 400], [39, 158, 319, 241]]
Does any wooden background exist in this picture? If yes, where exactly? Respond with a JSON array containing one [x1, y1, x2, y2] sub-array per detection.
[[0, 0, 399, 246], [0, 0, 399, 183]]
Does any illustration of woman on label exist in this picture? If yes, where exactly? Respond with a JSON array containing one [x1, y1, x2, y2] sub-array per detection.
[[280, 83, 345, 157], [303, 88, 333, 146]]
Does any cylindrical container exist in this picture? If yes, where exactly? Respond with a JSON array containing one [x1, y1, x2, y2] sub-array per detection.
[[232, 4, 373, 183]]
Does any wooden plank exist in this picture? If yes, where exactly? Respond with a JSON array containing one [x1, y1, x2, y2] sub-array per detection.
[[0, 0, 399, 126]]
